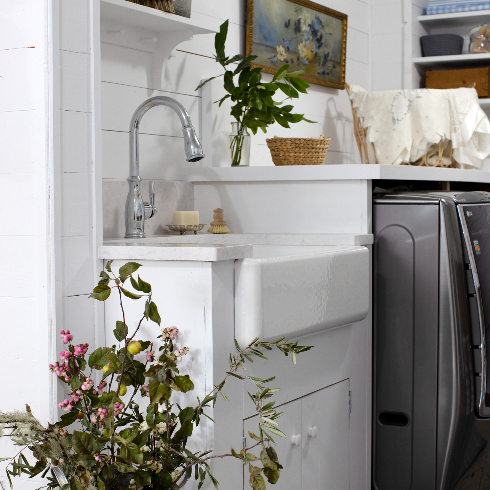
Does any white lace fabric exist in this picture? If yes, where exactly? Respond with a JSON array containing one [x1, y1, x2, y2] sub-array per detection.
[[349, 85, 490, 168]]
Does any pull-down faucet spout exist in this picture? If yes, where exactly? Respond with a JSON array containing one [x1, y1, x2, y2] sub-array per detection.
[[125, 96, 204, 239]]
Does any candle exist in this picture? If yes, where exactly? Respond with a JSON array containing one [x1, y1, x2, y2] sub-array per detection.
[[173, 211, 199, 225]]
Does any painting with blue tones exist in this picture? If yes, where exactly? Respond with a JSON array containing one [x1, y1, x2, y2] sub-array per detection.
[[246, 0, 347, 90]]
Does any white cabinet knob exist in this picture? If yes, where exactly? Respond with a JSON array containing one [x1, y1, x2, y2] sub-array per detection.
[[291, 434, 301, 446], [308, 426, 318, 438]]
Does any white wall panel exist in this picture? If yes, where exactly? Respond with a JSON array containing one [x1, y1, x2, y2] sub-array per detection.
[[0, 0, 42, 49], [61, 0, 90, 54], [0, 174, 37, 235], [61, 110, 92, 173], [0, 236, 38, 298], [62, 172, 92, 237], [62, 235, 95, 297], [61, 50, 91, 112]]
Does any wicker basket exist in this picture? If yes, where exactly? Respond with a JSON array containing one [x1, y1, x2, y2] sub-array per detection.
[[345, 83, 457, 168], [266, 135, 331, 166]]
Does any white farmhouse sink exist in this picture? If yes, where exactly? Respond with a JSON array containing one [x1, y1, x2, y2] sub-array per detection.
[[234, 245, 369, 346]]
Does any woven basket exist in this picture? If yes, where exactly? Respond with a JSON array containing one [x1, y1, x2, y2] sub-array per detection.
[[266, 135, 331, 166], [125, 0, 175, 13], [345, 83, 457, 168]]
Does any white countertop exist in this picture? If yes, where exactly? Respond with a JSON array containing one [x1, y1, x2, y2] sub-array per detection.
[[99, 242, 253, 262], [183, 164, 490, 183], [99, 234, 373, 261]]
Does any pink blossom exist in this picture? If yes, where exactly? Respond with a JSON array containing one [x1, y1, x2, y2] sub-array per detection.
[[97, 381, 107, 396], [73, 343, 89, 357], [60, 330, 73, 345], [59, 350, 71, 361], [94, 454, 101, 462], [162, 326, 178, 341], [69, 392, 80, 402], [146, 351, 155, 362], [91, 416, 97, 424], [50, 361, 71, 382], [114, 402, 124, 416], [141, 384, 148, 396], [98, 408, 108, 420], [58, 399, 73, 412], [81, 377, 94, 391]]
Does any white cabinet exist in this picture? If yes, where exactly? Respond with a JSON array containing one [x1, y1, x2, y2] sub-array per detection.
[[243, 380, 350, 490]]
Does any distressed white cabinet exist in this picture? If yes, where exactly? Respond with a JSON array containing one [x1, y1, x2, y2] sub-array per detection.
[[243, 380, 350, 490]]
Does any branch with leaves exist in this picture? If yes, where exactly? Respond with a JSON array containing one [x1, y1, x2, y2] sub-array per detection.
[[197, 20, 315, 166], [0, 261, 312, 490]]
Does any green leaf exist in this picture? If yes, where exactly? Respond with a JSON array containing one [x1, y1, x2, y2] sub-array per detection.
[[134, 470, 151, 488], [288, 76, 309, 93], [179, 407, 195, 424], [70, 476, 83, 490], [130, 276, 142, 291], [113, 321, 128, 342], [159, 472, 173, 489], [114, 463, 134, 474], [69, 377, 82, 391], [137, 276, 151, 294], [172, 420, 193, 443], [234, 55, 258, 75], [118, 262, 141, 277], [72, 431, 100, 455], [261, 424, 285, 437], [105, 260, 113, 273], [248, 431, 262, 442], [97, 476, 106, 490], [275, 82, 299, 99], [224, 71, 234, 93], [272, 63, 289, 82], [196, 74, 224, 91], [224, 54, 244, 65], [126, 442, 144, 465], [148, 301, 161, 325], [263, 467, 280, 484], [89, 285, 111, 302], [120, 287, 142, 300], [89, 347, 111, 369], [149, 379, 169, 405], [175, 375, 194, 393], [215, 20, 229, 61], [104, 352, 122, 371], [57, 410, 79, 428]]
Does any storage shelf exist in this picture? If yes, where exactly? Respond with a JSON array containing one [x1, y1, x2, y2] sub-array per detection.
[[418, 10, 490, 27], [413, 52, 490, 68], [100, 0, 218, 35], [480, 98, 490, 108]]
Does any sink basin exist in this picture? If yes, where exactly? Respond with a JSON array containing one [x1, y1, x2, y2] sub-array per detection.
[[234, 245, 369, 346]]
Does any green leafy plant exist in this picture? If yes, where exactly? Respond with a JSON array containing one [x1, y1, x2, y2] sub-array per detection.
[[197, 20, 315, 166], [0, 261, 312, 490]]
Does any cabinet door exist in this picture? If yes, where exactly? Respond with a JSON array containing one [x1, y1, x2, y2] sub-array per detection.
[[302, 380, 350, 490], [243, 398, 302, 490]]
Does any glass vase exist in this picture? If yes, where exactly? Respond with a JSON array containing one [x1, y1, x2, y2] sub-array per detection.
[[229, 122, 251, 167]]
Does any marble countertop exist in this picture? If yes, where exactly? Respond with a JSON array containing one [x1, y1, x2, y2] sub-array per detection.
[[98, 233, 372, 262], [99, 241, 253, 262]]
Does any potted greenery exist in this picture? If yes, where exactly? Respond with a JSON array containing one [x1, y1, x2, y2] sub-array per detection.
[[0, 261, 311, 490], [198, 21, 315, 167]]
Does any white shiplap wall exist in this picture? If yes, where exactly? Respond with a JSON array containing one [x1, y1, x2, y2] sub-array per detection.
[[0, 1, 52, 487], [101, 0, 371, 184]]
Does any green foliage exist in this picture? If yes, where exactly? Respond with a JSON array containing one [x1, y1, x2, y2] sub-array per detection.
[[0, 261, 312, 490], [198, 19, 315, 166]]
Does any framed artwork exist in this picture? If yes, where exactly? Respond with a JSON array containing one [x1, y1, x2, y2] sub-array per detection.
[[246, 0, 347, 90]]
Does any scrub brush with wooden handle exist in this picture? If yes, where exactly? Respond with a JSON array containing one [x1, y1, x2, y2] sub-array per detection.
[[207, 208, 230, 234]]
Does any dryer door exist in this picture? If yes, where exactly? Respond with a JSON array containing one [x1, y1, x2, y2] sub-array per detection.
[[459, 203, 490, 418]]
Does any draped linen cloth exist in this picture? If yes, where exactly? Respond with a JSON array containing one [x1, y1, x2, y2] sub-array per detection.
[[349, 86, 490, 168]]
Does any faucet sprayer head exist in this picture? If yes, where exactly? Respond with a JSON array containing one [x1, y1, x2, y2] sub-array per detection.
[[182, 126, 205, 162]]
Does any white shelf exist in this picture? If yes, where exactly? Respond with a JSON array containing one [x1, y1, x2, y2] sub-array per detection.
[[418, 10, 490, 27], [413, 52, 490, 68], [183, 165, 490, 184], [480, 98, 490, 108], [100, 0, 218, 35]]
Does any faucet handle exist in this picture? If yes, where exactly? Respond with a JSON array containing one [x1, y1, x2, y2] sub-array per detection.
[[144, 180, 157, 220]]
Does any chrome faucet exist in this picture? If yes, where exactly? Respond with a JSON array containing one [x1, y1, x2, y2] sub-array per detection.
[[125, 96, 205, 238]]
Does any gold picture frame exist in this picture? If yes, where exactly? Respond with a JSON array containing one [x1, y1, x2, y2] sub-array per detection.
[[246, 0, 347, 90]]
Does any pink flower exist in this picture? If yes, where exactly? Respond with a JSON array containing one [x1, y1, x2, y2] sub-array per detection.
[[162, 326, 178, 341], [81, 377, 94, 391], [60, 330, 73, 345], [98, 408, 108, 420], [94, 454, 101, 462], [114, 402, 124, 416], [91, 416, 97, 424], [146, 351, 155, 362], [70, 392, 80, 402], [50, 361, 71, 382], [59, 350, 71, 361], [97, 381, 107, 396], [58, 399, 73, 412], [73, 343, 89, 357]]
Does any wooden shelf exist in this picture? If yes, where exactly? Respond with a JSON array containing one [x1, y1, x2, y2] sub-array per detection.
[[413, 52, 490, 68], [418, 10, 490, 27], [100, 0, 218, 35]]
